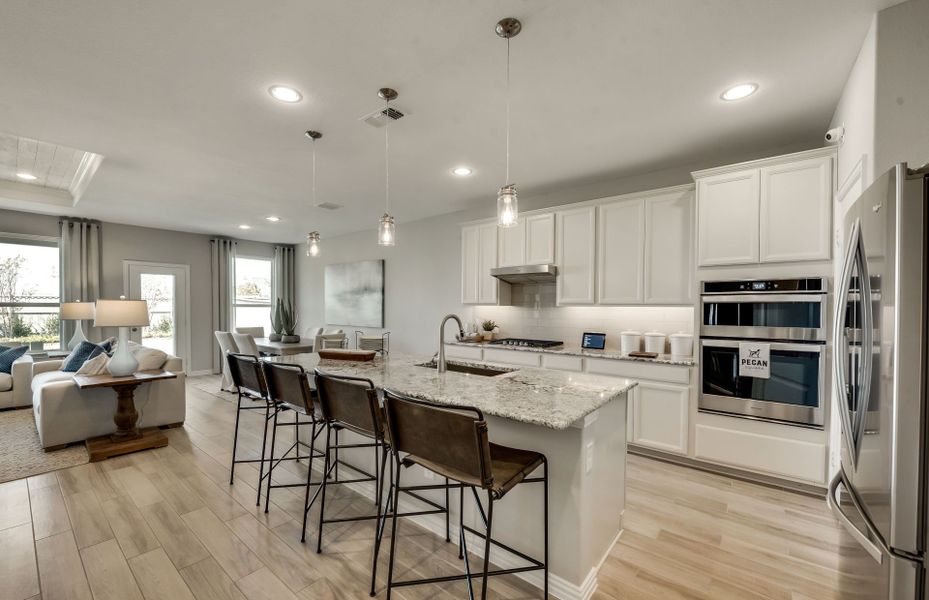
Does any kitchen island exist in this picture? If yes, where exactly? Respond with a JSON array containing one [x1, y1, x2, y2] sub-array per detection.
[[267, 352, 635, 599]]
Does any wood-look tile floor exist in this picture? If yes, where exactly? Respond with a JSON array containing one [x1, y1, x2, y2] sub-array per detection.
[[0, 375, 856, 600]]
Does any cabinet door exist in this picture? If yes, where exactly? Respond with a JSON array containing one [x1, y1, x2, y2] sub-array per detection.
[[696, 170, 760, 266], [645, 188, 694, 304], [477, 222, 499, 304], [525, 213, 555, 264], [631, 381, 689, 455], [597, 198, 645, 304], [760, 155, 833, 263], [498, 219, 526, 267], [461, 225, 479, 304], [556, 206, 597, 304]]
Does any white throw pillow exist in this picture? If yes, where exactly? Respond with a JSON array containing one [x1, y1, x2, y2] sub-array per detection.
[[76, 353, 109, 376], [130, 346, 168, 371]]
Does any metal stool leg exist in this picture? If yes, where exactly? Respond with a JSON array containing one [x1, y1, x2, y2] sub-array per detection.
[[385, 457, 402, 600], [479, 491, 495, 600], [300, 420, 319, 544], [255, 402, 272, 506], [229, 393, 243, 484], [445, 477, 451, 543], [369, 443, 390, 596], [264, 406, 280, 513], [316, 426, 332, 553], [543, 458, 549, 598]]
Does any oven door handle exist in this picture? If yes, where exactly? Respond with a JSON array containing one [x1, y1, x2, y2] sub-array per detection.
[[700, 293, 828, 303], [700, 339, 824, 353]]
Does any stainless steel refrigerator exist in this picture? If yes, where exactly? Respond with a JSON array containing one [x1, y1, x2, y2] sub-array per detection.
[[829, 162, 928, 599]]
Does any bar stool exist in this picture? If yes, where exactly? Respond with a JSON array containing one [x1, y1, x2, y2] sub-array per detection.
[[260, 362, 327, 514], [312, 370, 451, 597], [226, 353, 274, 504], [380, 388, 549, 600]]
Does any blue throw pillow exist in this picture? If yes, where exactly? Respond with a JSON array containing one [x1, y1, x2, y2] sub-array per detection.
[[62, 341, 105, 373], [0, 345, 28, 374]]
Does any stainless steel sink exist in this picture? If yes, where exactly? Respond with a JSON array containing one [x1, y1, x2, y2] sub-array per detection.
[[415, 361, 512, 377]]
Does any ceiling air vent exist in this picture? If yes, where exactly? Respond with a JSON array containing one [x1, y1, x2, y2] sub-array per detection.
[[316, 202, 342, 210], [359, 105, 408, 128]]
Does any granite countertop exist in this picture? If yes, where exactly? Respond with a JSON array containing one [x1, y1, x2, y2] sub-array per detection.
[[448, 340, 696, 367], [266, 353, 636, 431]]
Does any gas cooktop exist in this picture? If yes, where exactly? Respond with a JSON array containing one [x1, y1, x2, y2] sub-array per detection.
[[489, 338, 564, 348]]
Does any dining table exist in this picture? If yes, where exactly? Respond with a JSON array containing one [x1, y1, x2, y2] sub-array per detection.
[[253, 337, 315, 356]]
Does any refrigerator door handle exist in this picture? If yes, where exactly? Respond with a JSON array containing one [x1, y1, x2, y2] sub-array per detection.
[[833, 218, 862, 468], [827, 473, 884, 564], [851, 227, 875, 461]]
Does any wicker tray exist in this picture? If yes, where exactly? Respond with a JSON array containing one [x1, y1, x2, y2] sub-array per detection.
[[317, 349, 377, 362]]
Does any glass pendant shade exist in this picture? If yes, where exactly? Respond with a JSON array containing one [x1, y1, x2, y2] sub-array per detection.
[[306, 231, 320, 257], [497, 184, 518, 228], [378, 213, 396, 246]]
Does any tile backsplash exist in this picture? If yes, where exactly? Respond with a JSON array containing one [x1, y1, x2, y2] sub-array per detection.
[[467, 283, 694, 352]]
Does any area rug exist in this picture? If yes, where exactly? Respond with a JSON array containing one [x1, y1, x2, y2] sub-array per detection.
[[0, 407, 88, 483]]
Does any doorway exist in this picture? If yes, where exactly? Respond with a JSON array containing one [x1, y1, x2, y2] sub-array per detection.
[[123, 261, 191, 372]]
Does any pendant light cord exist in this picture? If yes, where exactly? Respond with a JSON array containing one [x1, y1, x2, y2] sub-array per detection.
[[505, 36, 511, 186], [312, 138, 317, 205], [385, 96, 390, 214]]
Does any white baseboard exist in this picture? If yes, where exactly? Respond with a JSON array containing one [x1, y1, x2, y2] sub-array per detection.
[[308, 461, 613, 600]]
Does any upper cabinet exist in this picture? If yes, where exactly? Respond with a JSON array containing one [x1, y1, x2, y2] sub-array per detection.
[[644, 187, 694, 304], [694, 148, 834, 267], [498, 212, 555, 267], [598, 198, 645, 304], [556, 206, 597, 304], [461, 222, 501, 305]]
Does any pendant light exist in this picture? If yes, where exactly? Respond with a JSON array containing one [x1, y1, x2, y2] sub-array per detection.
[[305, 130, 322, 257], [377, 87, 397, 246], [496, 17, 521, 228]]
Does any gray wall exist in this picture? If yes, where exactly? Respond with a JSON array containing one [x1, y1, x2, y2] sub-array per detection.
[[0, 207, 275, 373]]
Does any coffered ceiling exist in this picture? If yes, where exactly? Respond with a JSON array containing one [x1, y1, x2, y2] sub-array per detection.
[[0, 0, 899, 242]]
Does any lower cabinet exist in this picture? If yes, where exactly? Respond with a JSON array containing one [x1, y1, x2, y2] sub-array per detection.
[[630, 381, 689, 455]]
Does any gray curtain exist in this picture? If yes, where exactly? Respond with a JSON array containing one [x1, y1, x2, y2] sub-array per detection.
[[59, 218, 102, 343], [272, 245, 296, 309], [210, 238, 236, 373]]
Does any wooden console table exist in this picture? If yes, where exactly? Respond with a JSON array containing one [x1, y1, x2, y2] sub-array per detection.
[[74, 370, 177, 462]]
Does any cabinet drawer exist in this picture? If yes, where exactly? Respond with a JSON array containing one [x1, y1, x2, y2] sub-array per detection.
[[541, 354, 584, 372], [585, 357, 691, 385], [444, 344, 483, 361], [482, 348, 541, 367]]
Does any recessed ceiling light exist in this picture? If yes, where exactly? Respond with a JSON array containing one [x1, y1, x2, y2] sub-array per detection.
[[721, 83, 758, 101], [238, 224, 251, 230], [265, 216, 281, 222], [16, 172, 37, 181], [452, 166, 473, 176], [268, 85, 302, 103]]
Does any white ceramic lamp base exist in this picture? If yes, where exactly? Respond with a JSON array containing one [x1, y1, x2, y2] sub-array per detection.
[[106, 327, 138, 377], [67, 321, 88, 350]]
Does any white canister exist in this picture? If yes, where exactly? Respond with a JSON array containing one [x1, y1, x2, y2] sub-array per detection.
[[620, 331, 642, 354], [669, 333, 694, 357], [643, 332, 666, 354]]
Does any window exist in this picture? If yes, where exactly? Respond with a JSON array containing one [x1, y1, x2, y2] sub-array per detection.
[[233, 256, 272, 335], [0, 235, 61, 350]]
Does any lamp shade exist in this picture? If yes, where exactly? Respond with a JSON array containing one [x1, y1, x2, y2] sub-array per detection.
[[93, 299, 150, 327], [60, 301, 95, 320]]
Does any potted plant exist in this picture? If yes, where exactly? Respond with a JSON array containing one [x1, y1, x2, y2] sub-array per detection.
[[269, 300, 283, 342], [481, 320, 497, 341], [280, 298, 300, 343]]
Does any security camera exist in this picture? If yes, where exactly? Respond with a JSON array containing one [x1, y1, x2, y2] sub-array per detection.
[[825, 126, 845, 144]]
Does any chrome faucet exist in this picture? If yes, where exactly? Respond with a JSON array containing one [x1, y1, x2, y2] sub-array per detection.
[[437, 313, 464, 374]]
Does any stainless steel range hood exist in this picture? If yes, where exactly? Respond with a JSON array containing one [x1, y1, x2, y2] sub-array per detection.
[[490, 264, 558, 284]]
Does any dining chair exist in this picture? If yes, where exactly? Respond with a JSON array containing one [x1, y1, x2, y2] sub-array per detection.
[[232, 332, 262, 358], [235, 326, 265, 338], [214, 331, 240, 391]]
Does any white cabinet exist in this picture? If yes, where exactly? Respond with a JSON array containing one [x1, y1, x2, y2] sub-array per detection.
[[482, 348, 541, 367], [498, 212, 555, 267], [631, 382, 689, 455], [477, 223, 499, 304], [759, 155, 832, 263], [597, 198, 645, 304], [526, 213, 555, 264], [541, 353, 583, 372], [695, 148, 835, 267], [644, 188, 694, 304], [556, 206, 597, 305], [461, 225, 479, 303], [696, 170, 760, 266], [461, 223, 501, 304]]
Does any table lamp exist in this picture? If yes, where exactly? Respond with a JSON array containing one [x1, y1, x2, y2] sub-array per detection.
[[60, 301, 96, 350], [94, 297, 150, 376]]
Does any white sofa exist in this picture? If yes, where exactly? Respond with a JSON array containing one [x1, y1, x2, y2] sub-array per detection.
[[0, 355, 34, 410], [31, 355, 186, 449]]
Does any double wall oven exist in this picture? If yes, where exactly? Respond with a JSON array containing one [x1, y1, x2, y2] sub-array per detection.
[[699, 277, 828, 428]]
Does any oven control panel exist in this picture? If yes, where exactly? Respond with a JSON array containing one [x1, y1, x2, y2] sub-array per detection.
[[702, 277, 827, 295]]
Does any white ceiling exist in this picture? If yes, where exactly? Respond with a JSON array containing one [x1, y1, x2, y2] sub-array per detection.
[[0, 0, 897, 243], [0, 132, 85, 191]]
